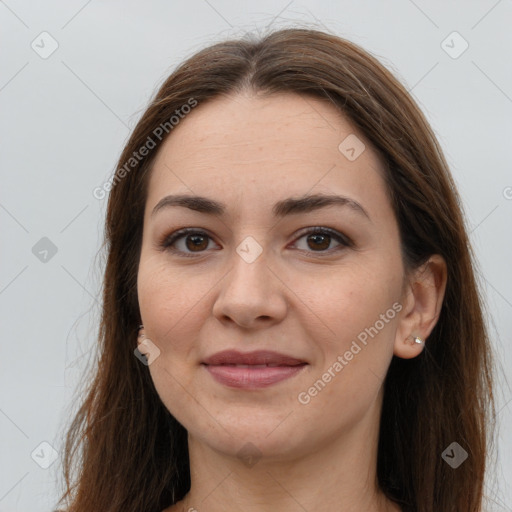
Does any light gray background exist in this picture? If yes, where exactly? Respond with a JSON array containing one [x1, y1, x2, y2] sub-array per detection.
[[1, 1, 511, 511]]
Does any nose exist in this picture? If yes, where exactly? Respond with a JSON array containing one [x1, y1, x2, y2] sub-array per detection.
[[212, 246, 288, 329]]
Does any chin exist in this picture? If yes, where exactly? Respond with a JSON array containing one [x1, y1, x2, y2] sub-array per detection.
[[192, 411, 309, 461]]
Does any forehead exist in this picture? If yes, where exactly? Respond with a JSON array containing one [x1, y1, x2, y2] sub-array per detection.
[[145, 92, 388, 219]]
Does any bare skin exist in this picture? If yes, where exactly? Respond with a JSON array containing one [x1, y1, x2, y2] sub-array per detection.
[[136, 91, 447, 512]]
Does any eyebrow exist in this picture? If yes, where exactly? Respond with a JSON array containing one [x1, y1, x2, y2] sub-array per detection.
[[151, 193, 371, 221]]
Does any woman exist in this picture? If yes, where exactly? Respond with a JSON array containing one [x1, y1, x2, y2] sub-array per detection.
[[57, 28, 496, 512]]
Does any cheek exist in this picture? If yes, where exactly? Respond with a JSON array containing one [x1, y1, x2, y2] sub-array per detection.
[[291, 259, 403, 415], [137, 258, 227, 437], [137, 257, 203, 352], [291, 264, 401, 430], [292, 258, 402, 345]]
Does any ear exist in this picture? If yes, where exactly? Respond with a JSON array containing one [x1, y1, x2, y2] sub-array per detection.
[[137, 326, 148, 353], [394, 254, 447, 359]]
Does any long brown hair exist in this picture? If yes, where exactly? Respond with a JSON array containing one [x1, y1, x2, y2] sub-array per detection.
[[56, 27, 496, 512]]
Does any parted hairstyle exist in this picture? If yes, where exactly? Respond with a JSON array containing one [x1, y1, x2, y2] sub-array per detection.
[[56, 27, 496, 512]]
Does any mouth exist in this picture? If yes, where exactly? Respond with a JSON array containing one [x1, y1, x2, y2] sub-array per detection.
[[202, 350, 308, 388], [202, 349, 307, 366], [213, 363, 298, 368]]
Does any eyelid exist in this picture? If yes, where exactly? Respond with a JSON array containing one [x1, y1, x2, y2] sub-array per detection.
[[292, 226, 353, 248], [158, 228, 217, 254], [158, 226, 353, 257]]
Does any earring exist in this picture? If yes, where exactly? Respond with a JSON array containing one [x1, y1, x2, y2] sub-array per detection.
[[138, 325, 145, 339], [407, 335, 423, 345]]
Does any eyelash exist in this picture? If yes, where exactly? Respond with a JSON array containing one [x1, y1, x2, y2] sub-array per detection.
[[158, 227, 353, 258]]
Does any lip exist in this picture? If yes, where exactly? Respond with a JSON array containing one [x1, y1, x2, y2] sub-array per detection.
[[203, 349, 306, 366], [202, 350, 308, 389]]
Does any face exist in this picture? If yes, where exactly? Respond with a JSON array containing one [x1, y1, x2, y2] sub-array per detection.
[[137, 92, 407, 460]]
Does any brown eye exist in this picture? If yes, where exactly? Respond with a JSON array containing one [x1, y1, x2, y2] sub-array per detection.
[[160, 229, 217, 256], [293, 228, 351, 254], [306, 233, 332, 251], [184, 234, 209, 252]]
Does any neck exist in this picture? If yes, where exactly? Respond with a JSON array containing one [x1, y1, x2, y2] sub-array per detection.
[[171, 392, 401, 512]]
